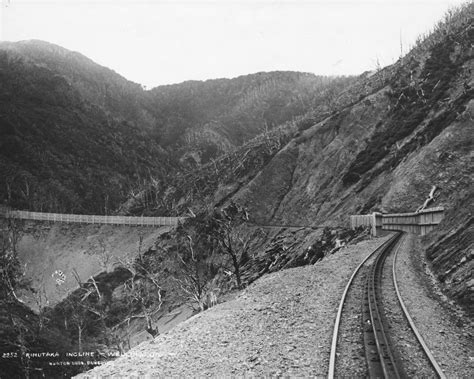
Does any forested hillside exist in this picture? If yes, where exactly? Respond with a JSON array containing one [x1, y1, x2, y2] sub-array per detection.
[[148, 72, 352, 162], [0, 4, 472, 377], [0, 41, 166, 214], [0, 40, 352, 213]]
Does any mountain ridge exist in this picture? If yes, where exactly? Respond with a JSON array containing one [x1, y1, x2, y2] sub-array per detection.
[[116, 3, 472, 314], [0, 40, 352, 214], [0, 4, 472, 377]]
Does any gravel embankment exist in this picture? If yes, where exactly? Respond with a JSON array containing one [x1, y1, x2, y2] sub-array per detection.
[[77, 236, 390, 378], [396, 233, 473, 378]]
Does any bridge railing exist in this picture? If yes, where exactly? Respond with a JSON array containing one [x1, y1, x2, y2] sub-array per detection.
[[350, 207, 444, 236], [0, 208, 186, 226]]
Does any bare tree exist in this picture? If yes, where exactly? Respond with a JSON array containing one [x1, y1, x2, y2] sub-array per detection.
[[214, 225, 251, 290], [399, 28, 404, 65], [173, 234, 210, 312], [116, 252, 163, 337], [86, 237, 114, 273], [0, 218, 26, 301], [31, 282, 49, 333], [70, 302, 88, 353], [212, 202, 251, 290], [56, 286, 90, 353], [9, 312, 32, 378]]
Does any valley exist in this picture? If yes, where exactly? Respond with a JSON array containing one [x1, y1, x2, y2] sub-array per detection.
[[0, 3, 472, 377]]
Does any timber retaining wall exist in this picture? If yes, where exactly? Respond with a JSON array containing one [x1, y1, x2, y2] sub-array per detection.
[[350, 207, 444, 236]]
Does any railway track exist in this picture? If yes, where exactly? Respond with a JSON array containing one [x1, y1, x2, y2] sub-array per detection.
[[328, 232, 446, 378], [363, 232, 403, 378]]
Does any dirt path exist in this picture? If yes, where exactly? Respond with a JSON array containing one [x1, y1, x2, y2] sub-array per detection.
[[77, 236, 390, 377]]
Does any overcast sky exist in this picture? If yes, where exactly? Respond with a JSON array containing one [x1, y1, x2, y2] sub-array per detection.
[[0, 0, 467, 87]]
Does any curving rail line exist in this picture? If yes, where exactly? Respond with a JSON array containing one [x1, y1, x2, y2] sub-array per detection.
[[328, 232, 400, 379], [392, 236, 447, 379], [328, 231, 446, 378]]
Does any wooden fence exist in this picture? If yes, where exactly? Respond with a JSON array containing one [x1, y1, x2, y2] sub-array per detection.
[[0, 208, 186, 227], [350, 213, 378, 236], [350, 207, 444, 236]]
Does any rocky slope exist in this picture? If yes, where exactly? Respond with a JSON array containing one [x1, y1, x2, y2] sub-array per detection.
[[236, 13, 473, 312], [128, 4, 473, 313], [423, 190, 473, 314]]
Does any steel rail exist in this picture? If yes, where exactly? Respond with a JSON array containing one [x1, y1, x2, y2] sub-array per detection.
[[364, 232, 403, 378], [327, 232, 399, 379], [392, 235, 447, 379]]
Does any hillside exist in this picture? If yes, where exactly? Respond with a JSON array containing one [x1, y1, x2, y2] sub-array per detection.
[[125, 5, 473, 222], [147, 72, 353, 162], [0, 40, 352, 214], [77, 237, 393, 378], [0, 3, 472, 377], [231, 8, 474, 312], [0, 40, 166, 214], [123, 3, 473, 310], [77, 234, 472, 378]]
